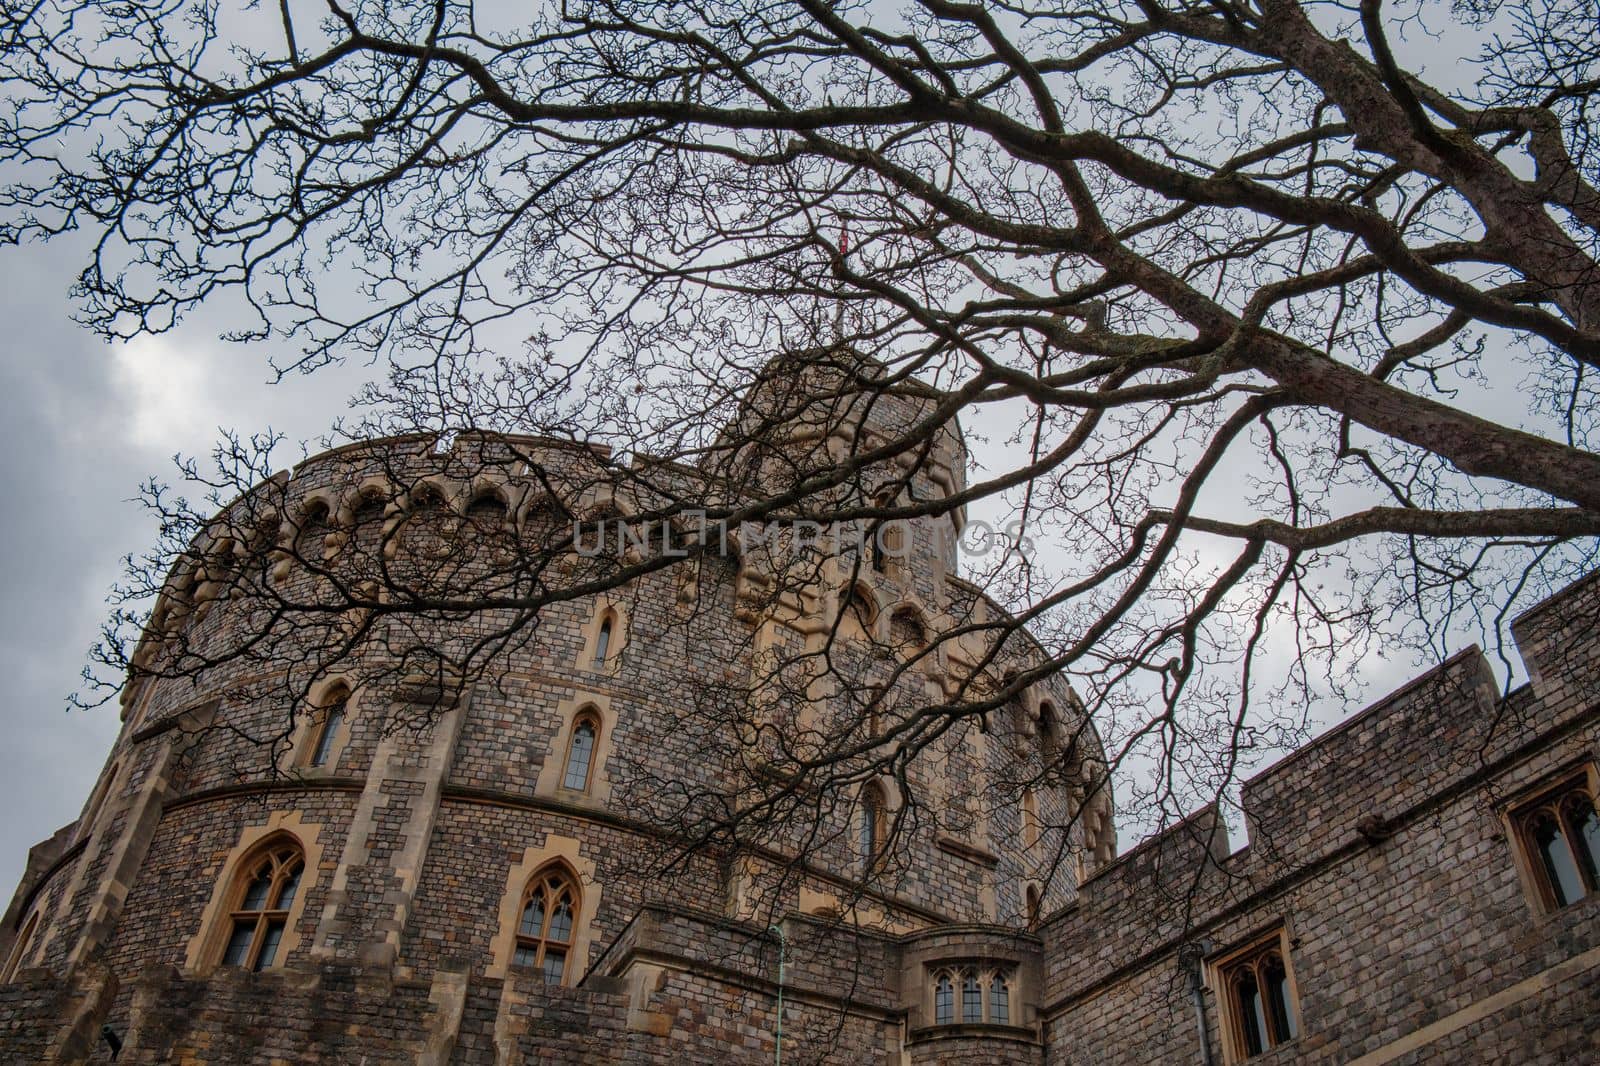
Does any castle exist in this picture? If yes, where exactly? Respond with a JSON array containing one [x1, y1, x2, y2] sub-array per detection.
[[1, 353, 1597, 1064]]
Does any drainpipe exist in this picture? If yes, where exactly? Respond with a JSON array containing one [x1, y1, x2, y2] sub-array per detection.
[[767, 923, 787, 1066], [1180, 942, 1215, 1066]]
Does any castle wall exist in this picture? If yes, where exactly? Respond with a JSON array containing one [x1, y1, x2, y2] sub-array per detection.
[[1039, 573, 1600, 1065]]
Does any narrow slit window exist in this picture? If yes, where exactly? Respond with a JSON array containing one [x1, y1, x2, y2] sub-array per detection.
[[858, 784, 884, 870], [593, 615, 612, 666], [309, 694, 347, 768]]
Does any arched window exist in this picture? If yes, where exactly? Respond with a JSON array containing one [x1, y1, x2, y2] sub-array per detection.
[[562, 713, 600, 792], [930, 965, 1017, 1026], [307, 690, 348, 769], [593, 614, 613, 667], [858, 783, 885, 870], [466, 491, 508, 527], [933, 971, 955, 1024], [961, 969, 983, 1022], [989, 972, 1011, 1025], [351, 488, 387, 533], [1218, 932, 1298, 1058], [295, 501, 331, 560], [1024, 884, 1042, 926], [1, 911, 39, 983], [1514, 776, 1600, 909], [842, 585, 876, 637], [218, 840, 304, 971], [1021, 790, 1039, 850], [513, 864, 580, 984], [889, 608, 924, 648]]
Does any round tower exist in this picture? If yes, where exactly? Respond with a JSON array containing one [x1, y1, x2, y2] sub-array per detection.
[[1, 369, 1112, 1064]]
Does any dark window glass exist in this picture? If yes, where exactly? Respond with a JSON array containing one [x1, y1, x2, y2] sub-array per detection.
[[277, 866, 301, 911], [253, 921, 285, 971], [1562, 794, 1600, 889], [519, 894, 544, 938], [1235, 970, 1266, 1056], [222, 922, 254, 967], [990, 978, 1010, 1024], [934, 974, 953, 1025], [1532, 811, 1586, 906], [541, 948, 567, 983], [241, 872, 272, 911], [961, 972, 982, 1023], [859, 788, 881, 868], [1263, 954, 1297, 1041], [594, 617, 612, 665]]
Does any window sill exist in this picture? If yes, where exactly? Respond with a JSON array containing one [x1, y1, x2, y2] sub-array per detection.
[[906, 1022, 1036, 1045]]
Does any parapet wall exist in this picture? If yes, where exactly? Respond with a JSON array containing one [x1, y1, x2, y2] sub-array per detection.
[[1038, 569, 1600, 1065]]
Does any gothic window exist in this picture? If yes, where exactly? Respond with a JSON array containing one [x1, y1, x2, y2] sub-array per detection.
[[989, 972, 1011, 1024], [929, 966, 1018, 1027], [217, 839, 304, 972], [961, 970, 983, 1022], [306, 690, 348, 769], [1, 910, 39, 983], [858, 783, 886, 870], [593, 613, 613, 666], [1021, 790, 1039, 850], [1512, 772, 1600, 910], [1024, 883, 1042, 926], [562, 713, 600, 792], [352, 489, 387, 526], [1215, 930, 1298, 1060], [933, 972, 954, 1024], [512, 864, 580, 984]]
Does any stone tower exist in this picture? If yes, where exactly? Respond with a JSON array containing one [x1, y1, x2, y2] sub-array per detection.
[[0, 351, 1113, 1063]]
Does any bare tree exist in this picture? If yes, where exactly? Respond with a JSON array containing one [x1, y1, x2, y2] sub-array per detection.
[[3, 0, 1599, 893]]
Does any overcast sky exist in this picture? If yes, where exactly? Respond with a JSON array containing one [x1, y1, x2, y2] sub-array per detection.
[[0, 235, 366, 896]]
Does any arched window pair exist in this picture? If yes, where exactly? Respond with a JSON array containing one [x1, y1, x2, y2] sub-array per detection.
[[512, 864, 581, 984], [931, 966, 1013, 1026], [1217, 933, 1298, 1058], [217, 839, 305, 971], [1514, 774, 1600, 909]]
